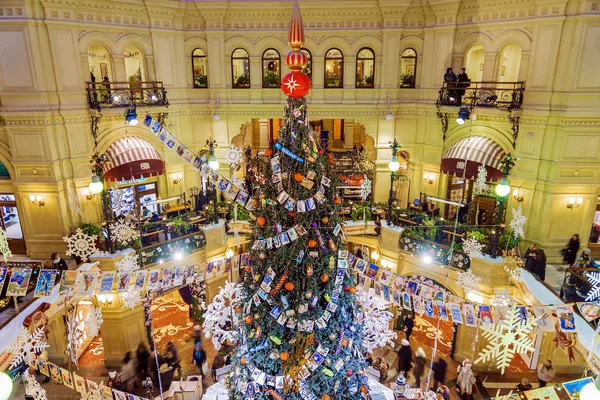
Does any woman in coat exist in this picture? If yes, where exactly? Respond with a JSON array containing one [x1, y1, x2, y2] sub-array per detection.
[[563, 234, 580, 266], [524, 244, 538, 272], [396, 339, 413, 377], [457, 359, 476, 400], [413, 347, 427, 389]]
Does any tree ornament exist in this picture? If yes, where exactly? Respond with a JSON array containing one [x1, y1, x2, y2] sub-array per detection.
[[349, 287, 357, 294], [226, 144, 244, 169], [321, 273, 329, 283], [257, 216, 266, 226], [0, 228, 12, 263], [321, 216, 329, 224], [357, 290, 397, 353], [502, 248, 524, 282], [462, 237, 485, 259], [308, 239, 317, 248], [333, 197, 342, 204], [203, 281, 242, 351], [457, 268, 481, 295], [305, 291, 312, 299], [510, 204, 527, 239], [265, 148, 273, 156], [285, 281, 295, 291], [109, 219, 138, 246], [245, 316, 253, 324], [346, 369, 353, 377], [63, 228, 98, 260], [294, 173, 305, 182], [343, 286, 350, 292], [289, 211, 296, 217], [321, 395, 330, 400], [280, 352, 289, 361], [6, 327, 49, 369], [259, 252, 266, 260], [281, 70, 311, 98]]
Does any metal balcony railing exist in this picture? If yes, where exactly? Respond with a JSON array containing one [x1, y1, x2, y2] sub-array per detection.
[[85, 81, 169, 110], [436, 81, 525, 110]]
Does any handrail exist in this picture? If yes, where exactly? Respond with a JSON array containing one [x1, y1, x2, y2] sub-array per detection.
[[85, 80, 169, 109], [436, 80, 525, 109]]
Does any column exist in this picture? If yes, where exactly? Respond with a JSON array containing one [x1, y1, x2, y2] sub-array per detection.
[[206, 31, 226, 89], [481, 52, 497, 82], [344, 119, 354, 149], [258, 119, 269, 148]]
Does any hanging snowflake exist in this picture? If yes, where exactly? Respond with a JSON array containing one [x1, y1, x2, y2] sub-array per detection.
[[473, 165, 491, 196], [109, 219, 138, 246], [360, 177, 372, 201], [64, 228, 98, 260], [68, 188, 83, 218], [116, 253, 140, 272], [462, 237, 485, 259], [457, 268, 481, 295], [492, 288, 515, 308], [475, 305, 540, 374], [502, 248, 524, 282], [66, 307, 83, 366], [356, 290, 397, 353], [6, 327, 49, 369], [24, 369, 47, 400], [84, 307, 103, 338], [122, 291, 142, 310], [583, 271, 600, 301], [203, 281, 242, 351], [509, 204, 527, 239], [0, 228, 12, 263], [226, 144, 244, 169]]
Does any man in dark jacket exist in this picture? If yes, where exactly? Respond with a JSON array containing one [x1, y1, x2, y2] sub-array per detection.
[[432, 357, 448, 391], [534, 249, 547, 281], [397, 339, 413, 377], [403, 313, 414, 342]]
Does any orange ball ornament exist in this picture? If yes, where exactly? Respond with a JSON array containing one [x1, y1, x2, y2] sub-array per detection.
[[265, 148, 273, 156], [257, 216, 266, 226], [281, 70, 312, 98], [280, 352, 289, 361], [245, 266, 252, 273], [321, 396, 331, 400], [284, 281, 295, 291], [294, 173, 304, 182], [241, 357, 247, 365], [342, 338, 348, 347], [308, 239, 317, 248], [245, 316, 253, 324], [360, 386, 367, 393], [321, 216, 329, 224], [349, 287, 357, 294], [321, 273, 329, 283], [333, 197, 342, 204]]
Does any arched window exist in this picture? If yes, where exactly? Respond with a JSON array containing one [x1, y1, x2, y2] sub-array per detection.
[[87, 44, 113, 83], [464, 45, 484, 82], [124, 45, 145, 82], [399, 48, 417, 88], [300, 47, 312, 80], [262, 49, 281, 88], [496, 43, 522, 82], [232, 48, 250, 88], [324, 48, 343, 88], [355, 48, 375, 88], [192, 48, 208, 88]]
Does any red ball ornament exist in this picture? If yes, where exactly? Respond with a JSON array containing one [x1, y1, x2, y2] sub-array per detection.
[[289, 211, 296, 217], [343, 285, 350, 292], [281, 70, 311, 98], [346, 369, 353, 377], [265, 148, 273, 156], [257, 216, 266, 226]]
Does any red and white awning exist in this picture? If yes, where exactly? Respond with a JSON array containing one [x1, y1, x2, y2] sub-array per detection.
[[441, 136, 506, 181], [102, 137, 164, 182]]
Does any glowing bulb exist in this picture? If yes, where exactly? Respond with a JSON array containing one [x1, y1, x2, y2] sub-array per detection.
[[29, 194, 35, 202], [113, 95, 120, 101], [423, 255, 432, 264], [388, 155, 400, 172], [158, 259, 164, 264], [494, 177, 511, 197], [174, 252, 183, 261], [88, 175, 104, 194], [0, 372, 13, 400], [371, 251, 380, 261], [212, 112, 220, 121], [208, 155, 220, 170], [226, 249, 234, 258], [151, 95, 157, 101], [385, 112, 394, 121]]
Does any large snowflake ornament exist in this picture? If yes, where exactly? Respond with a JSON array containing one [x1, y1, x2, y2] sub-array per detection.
[[473, 165, 491, 195], [360, 177, 372, 201], [356, 290, 397, 353], [109, 219, 138, 246], [122, 291, 142, 310], [0, 228, 12, 263], [84, 307, 103, 338], [502, 248, 524, 282], [203, 281, 242, 351], [492, 288, 515, 308], [457, 268, 481, 295], [24, 369, 47, 400], [116, 253, 140, 272], [462, 237, 485, 259], [64, 228, 98, 260], [475, 305, 540, 374], [7, 327, 49, 369], [69, 188, 83, 218], [583, 271, 600, 301], [226, 144, 244, 169], [509, 204, 527, 239]]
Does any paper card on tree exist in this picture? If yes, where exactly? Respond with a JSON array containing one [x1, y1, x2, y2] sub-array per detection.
[[296, 200, 306, 213], [333, 224, 342, 236], [300, 178, 314, 189], [313, 191, 325, 204], [287, 228, 299, 241], [284, 198, 296, 211], [305, 198, 316, 211], [286, 318, 297, 329], [276, 376, 284, 390], [315, 318, 326, 329], [321, 176, 331, 187], [253, 294, 261, 306], [277, 313, 287, 326], [298, 303, 308, 314], [280, 233, 291, 245], [277, 191, 289, 204]]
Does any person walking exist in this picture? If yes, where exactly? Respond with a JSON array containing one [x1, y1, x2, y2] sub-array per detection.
[[379, 359, 389, 383], [192, 342, 207, 377], [524, 244, 538, 273], [537, 359, 555, 387], [431, 356, 447, 391], [120, 352, 137, 391], [403, 313, 415, 342], [165, 341, 181, 378], [211, 352, 225, 382], [534, 248, 547, 281], [193, 325, 203, 345], [457, 359, 476, 400], [397, 339, 413, 378], [135, 342, 150, 381], [413, 347, 427, 389], [563, 234, 580, 267], [516, 378, 533, 392]]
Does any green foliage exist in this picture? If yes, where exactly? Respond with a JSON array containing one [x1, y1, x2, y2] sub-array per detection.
[[263, 70, 280, 87], [423, 217, 438, 241], [236, 73, 250, 86], [170, 216, 190, 234], [467, 229, 486, 242], [194, 74, 208, 87], [351, 203, 371, 222], [499, 229, 519, 251], [78, 222, 101, 237], [400, 73, 415, 87]]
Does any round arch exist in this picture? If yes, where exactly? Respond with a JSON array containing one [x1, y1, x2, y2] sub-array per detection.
[[95, 125, 168, 159], [491, 29, 532, 52], [348, 35, 383, 55], [224, 36, 258, 57], [444, 125, 514, 155], [78, 32, 118, 54], [454, 32, 494, 54], [115, 33, 154, 56]]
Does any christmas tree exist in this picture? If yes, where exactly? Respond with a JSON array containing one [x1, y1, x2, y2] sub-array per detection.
[[225, 3, 371, 399]]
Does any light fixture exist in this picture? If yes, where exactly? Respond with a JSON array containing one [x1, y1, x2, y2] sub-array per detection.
[[112, 95, 120, 102], [226, 249, 234, 259], [29, 194, 45, 207], [371, 250, 380, 261], [0, 371, 13, 400], [423, 255, 432, 264], [388, 155, 400, 172], [208, 155, 220, 170], [385, 92, 394, 120], [495, 176, 511, 197], [125, 105, 138, 126], [78, 300, 93, 306], [466, 292, 485, 304], [567, 196, 583, 210], [456, 107, 470, 125], [212, 92, 220, 120], [151, 94, 158, 101], [580, 375, 600, 400], [82, 188, 95, 200], [158, 259, 164, 264], [97, 294, 114, 307], [88, 175, 104, 194], [512, 188, 524, 202], [172, 173, 182, 184], [385, 112, 394, 121], [174, 252, 183, 261], [424, 173, 434, 185]]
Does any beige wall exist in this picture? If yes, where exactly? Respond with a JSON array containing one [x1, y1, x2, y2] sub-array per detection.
[[0, 0, 598, 259]]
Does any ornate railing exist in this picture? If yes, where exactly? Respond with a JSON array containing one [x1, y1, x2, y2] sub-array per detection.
[[85, 81, 169, 109], [436, 81, 525, 110], [399, 234, 470, 270], [141, 230, 206, 266]]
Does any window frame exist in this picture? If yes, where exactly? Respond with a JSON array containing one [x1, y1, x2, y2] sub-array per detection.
[[231, 48, 251, 89], [191, 48, 208, 89], [399, 48, 417, 89], [324, 48, 344, 89], [355, 47, 375, 89], [300, 47, 312, 80], [261, 48, 282, 89]]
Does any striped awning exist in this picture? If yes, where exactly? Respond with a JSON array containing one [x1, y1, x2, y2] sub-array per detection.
[[102, 137, 165, 182], [441, 136, 506, 181]]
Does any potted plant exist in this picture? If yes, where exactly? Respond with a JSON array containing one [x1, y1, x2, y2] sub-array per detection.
[[400, 73, 415, 88], [364, 74, 374, 87], [236, 74, 250, 88], [195, 74, 208, 88], [263, 70, 280, 88]]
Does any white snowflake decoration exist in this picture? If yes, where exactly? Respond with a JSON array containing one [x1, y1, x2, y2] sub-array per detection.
[[66, 308, 83, 366], [360, 177, 372, 201], [122, 291, 142, 310], [509, 204, 527, 239], [69, 188, 83, 218], [473, 165, 491, 195], [84, 307, 103, 338], [24, 369, 47, 400], [109, 219, 138, 246], [225, 144, 244, 169], [457, 268, 481, 295], [475, 305, 540, 374], [116, 253, 139, 272], [6, 327, 49, 369], [502, 248, 524, 282], [462, 237, 485, 259], [584, 271, 600, 301], [356, 290, 397, 353], [0, 228, 12, 263], [64, 228, 98, 260], [203, 281, 242, 351], [492, 288, 515, 308]]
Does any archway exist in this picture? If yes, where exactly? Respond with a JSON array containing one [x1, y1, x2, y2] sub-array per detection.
[[124, 45, 146, 83], [87, 44, 114, 83], [464, 45, 484, 82], [0, 160, 25, 254], [496, 43, 522, 83]]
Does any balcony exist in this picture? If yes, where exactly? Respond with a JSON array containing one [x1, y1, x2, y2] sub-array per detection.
[[436, 81, 525, 110], [85, 81, 169, 110]]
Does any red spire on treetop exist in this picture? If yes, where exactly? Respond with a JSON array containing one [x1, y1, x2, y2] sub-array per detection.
[[288, 1, 304, 50]]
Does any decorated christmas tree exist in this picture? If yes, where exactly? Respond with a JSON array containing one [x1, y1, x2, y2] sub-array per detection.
[[225, 3, 371, 399]]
